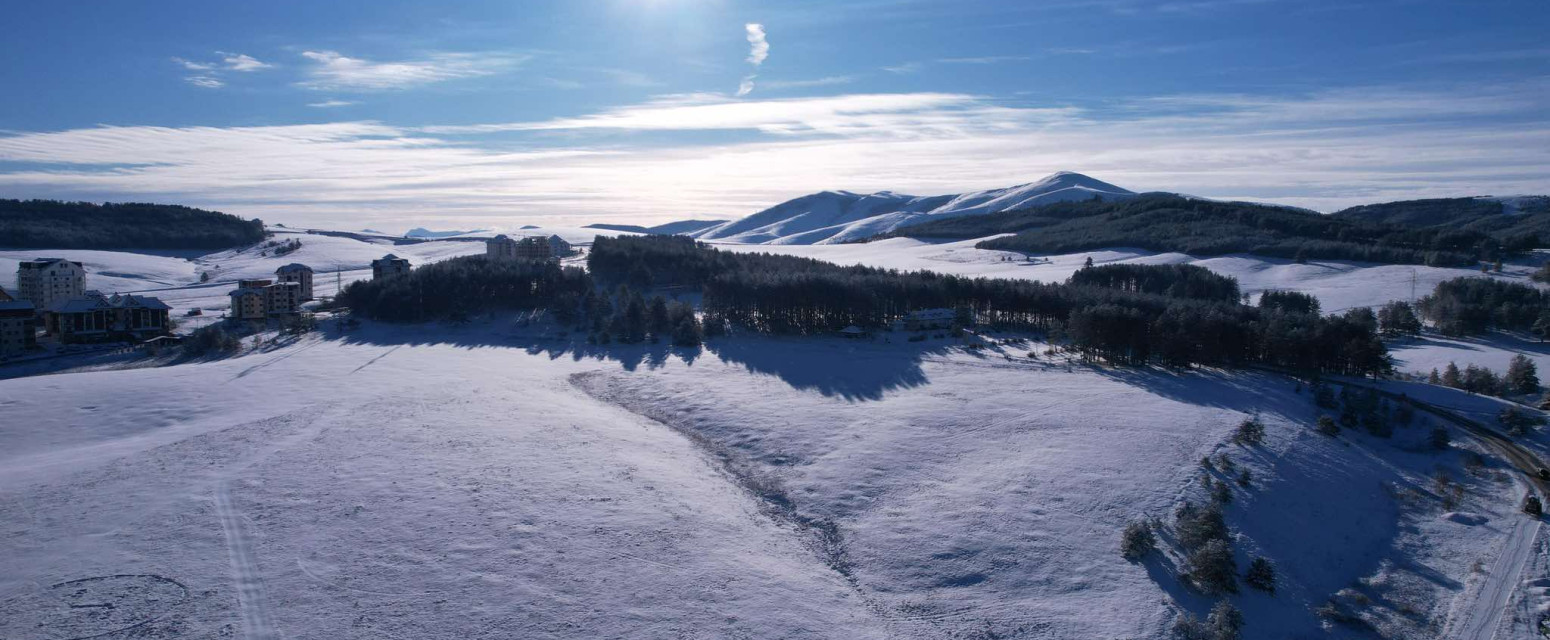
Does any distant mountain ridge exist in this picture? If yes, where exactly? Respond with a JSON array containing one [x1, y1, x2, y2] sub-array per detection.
[[406, 227, 490, 239], [584, 219, 727, 236], [690, 172, 1136, 245]]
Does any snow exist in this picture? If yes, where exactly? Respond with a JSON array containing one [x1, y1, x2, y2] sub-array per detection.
[[0, 249, 200, 295], [4, 221, 1549, 637], [693, 171, 1136, 245], [717, 236, 1530, 314], [0, 328, 887, 639]]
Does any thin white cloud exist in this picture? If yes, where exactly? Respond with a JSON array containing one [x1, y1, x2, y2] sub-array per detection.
[[937, 56, 1031, 64], [219, 52, 272, 72], [745, 24, 769, 66], [308, 99, 357, 108], [883, 62, 922, 74], [419, 93, 1062, 137], [541, 77, 585, 90], [0, 83, 1545, 228], [736, 75, 757, 97], [759, 76, 854, 90], [595, 68, 660, 88], [298, 50, 522, 90], [184, 76, 225, 89], [171, 52, 271, 89], [171, 57, 215, 71]]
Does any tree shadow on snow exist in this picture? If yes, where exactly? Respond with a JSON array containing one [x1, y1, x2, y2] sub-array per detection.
[[323, 320, 951, 401], [1089, 365, 1310, 420]]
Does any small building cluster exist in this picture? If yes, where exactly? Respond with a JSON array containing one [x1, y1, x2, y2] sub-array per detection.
[[225, 263, 318, 322], [45, 292, 172, 344], [7, 257, 175, 350], [486, 234, 573, 261]]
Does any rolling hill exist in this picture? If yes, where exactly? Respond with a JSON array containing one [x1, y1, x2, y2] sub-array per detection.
[[691, 171, 1135, 245]]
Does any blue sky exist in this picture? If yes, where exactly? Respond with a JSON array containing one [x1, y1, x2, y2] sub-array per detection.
[[0, 0, 1546, 230]]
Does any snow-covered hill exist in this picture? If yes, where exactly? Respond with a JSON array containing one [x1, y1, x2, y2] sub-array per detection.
[[692, 171, 1136, 245]]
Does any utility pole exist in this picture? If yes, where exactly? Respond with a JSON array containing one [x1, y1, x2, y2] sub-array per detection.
[[1410, 268, 1417, 306]]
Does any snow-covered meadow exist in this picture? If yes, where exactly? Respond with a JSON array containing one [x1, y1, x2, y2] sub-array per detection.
[[4, 227, 1550, 637], [2, 319, 1543, 638]]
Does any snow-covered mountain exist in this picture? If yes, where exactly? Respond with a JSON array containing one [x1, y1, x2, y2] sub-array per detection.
[[692, 171, 1136, 245]]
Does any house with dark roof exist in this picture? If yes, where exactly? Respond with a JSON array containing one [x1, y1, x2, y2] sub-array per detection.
[[372, 254, 411, 279], [0, 299, 37, 356], [44, 292, 171, 343]]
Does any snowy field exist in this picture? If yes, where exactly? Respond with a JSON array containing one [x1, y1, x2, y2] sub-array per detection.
[[716, 237, 1545, 315], [5, 229, 1550, 637], [2, 321, 1544, 638]]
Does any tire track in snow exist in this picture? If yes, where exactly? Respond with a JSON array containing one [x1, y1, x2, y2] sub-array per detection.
[[208, 406, 333, 640], [1319, 377, 1548, 640], [215, 480, 280, 640], [1453, 516, 1541, 640]]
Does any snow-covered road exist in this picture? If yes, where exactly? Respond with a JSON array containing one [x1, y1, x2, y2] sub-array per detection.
[[1452, 516, 1542, 640]]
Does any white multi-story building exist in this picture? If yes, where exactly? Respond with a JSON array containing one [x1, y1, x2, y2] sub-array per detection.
[[275, 263, 314, 300], [486, 235, 520, 260], [265, 281, 302, 315], [16, 258, 85, 309], [228, 279, 302, 321]]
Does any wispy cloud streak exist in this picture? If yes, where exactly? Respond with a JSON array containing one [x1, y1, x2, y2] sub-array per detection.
[[0, 83, 1545, 227]]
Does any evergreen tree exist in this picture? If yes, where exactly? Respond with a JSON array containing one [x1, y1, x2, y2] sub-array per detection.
[[1442, 362, 1462, 388], [648, 295, 671, 337], [1377, 300, 1422, 336], [1506, 354, 1540, 395], [1184, 539, 1238, 595], [1208, 600, 1245, 640], [1120, 520, 1156, 560], [1232, 417, 1265, 446], [1534, 310, 1550, 342], [1244, 557, 1276, 594], [1430, 425, 1451, 450]]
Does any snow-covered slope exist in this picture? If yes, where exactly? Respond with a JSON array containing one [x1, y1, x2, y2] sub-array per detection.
[[716, 236, 1532, 315], [693, 171, 1136, 245], [2, 323, 1527, 638]]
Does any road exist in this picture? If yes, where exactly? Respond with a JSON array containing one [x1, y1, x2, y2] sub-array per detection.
[[1327, 377, 1545, 640]]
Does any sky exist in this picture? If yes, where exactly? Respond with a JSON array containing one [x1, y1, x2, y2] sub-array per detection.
[[0, 0, 1546, 232]]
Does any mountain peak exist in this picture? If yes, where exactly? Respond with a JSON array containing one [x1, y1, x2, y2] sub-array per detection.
[[694, 173, 1139, 245]]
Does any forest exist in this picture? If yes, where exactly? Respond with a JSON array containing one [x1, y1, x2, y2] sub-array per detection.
[[1416, 276, 1549, 337], [588, 235, 1391, 375], [0, 199, 266, 250], [336, 255, 593, 323], [1334, 196, 1550, 253], [882, 195, 1518, 267]]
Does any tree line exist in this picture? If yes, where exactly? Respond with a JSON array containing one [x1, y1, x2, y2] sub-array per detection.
[[1416, 277, 1548, 337], [0, 199, 265, 250], [589, 235, 1391, 375], [336, 255, 593, 322]]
